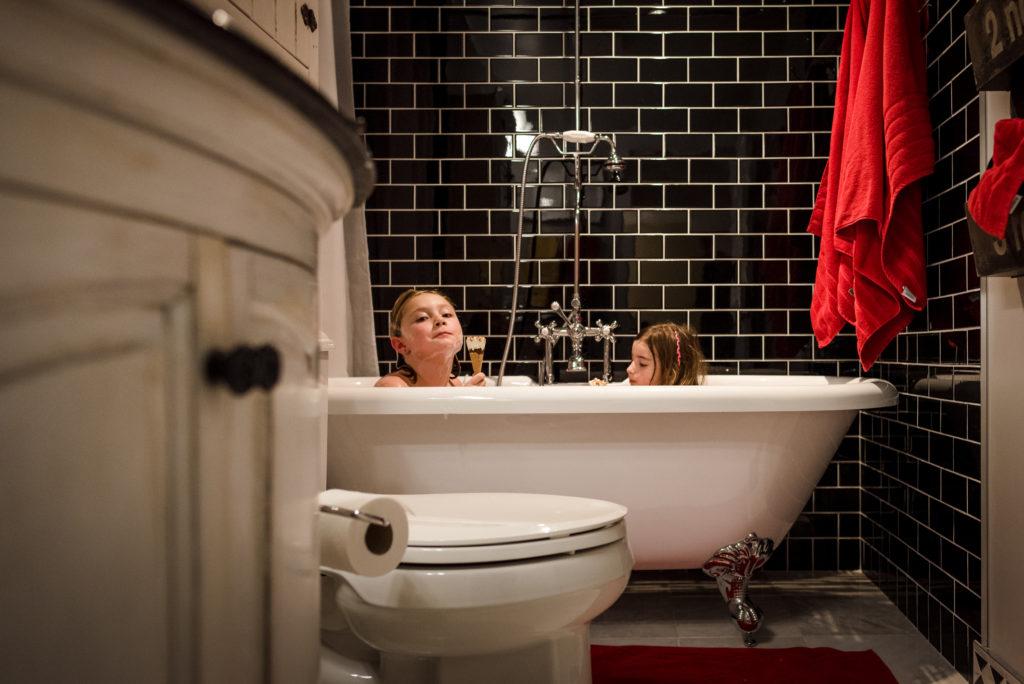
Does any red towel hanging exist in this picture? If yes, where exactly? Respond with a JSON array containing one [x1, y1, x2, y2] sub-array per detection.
[[807, 0, 935, 371]]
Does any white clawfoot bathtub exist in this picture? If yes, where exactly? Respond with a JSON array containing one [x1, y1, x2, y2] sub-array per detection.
[[325, 375, 897, 571]]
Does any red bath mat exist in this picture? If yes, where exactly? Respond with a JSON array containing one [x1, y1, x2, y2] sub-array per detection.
[[590, 644, 900, 684]]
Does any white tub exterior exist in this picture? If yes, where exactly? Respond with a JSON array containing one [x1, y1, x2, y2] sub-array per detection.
[[326, 375, 897, 570]]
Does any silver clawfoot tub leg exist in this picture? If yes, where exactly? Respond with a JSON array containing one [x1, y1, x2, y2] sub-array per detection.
[[701, 532, 775, 647]]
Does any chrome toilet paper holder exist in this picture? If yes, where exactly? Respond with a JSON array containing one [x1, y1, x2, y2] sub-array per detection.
[[319, 504, 390, 528]]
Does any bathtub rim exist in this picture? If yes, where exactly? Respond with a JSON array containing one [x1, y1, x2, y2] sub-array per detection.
[[326, 375, 898, 415]]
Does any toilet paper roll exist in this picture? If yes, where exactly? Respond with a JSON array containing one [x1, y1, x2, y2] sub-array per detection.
[[317, 490, 409, 577]]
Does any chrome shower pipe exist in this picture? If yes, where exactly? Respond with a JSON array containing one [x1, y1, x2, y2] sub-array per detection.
[[548, 132, 621, 316], [574, 0, 581, 132], [573, 150, 583, 311], [571, 0, 582, 307], [494, 0, 625, 385]]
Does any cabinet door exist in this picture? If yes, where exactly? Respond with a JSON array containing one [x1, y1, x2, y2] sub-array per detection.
[[242, 248, 321, 684], [187, 0, 320, 86], [0, 204, 321, 684], [195, 238, 321, 684], [0, 197, 195, 683]]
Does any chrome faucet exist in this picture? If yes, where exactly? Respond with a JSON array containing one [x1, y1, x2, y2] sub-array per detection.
[[526, 130, 622, 386], [534, 299, 617, 384], [497, 131, 626, 386]]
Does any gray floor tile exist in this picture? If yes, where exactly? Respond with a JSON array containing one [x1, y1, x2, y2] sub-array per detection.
[[590, 570, 966, 684]]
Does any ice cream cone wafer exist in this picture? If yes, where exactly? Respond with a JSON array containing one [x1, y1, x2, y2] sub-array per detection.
[[465, 336, 486, 375]]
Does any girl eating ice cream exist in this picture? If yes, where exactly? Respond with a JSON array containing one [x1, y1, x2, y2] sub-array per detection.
[[376, 288, 487, 388]]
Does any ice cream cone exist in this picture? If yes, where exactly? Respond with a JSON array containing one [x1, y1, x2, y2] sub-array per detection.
[[466, 335, 486, 375]]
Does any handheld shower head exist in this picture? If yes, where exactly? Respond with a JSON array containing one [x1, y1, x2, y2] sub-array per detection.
[[603, 150, 626, 182]]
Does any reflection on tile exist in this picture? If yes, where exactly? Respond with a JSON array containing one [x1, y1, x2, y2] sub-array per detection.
[[591, 571, 966, 684]]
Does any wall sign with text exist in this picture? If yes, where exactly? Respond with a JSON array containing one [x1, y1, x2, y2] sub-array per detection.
[[966, 0, 1024, 90]]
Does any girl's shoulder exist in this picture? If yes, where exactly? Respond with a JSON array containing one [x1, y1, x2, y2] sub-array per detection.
[[375, 372, 413, 387]]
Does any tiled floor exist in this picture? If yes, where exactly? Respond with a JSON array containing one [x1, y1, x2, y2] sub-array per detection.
[[590, 570, 966, 684]]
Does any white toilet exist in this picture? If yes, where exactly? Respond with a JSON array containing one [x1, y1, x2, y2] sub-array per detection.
[[318, 491, 633, 684]]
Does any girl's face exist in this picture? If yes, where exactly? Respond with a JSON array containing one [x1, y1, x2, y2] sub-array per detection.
[[627, 340, 658, 385], [391, 293, 463, 361]]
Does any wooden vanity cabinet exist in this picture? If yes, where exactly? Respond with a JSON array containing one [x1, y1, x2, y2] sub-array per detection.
[[0, 1, 371, 682]]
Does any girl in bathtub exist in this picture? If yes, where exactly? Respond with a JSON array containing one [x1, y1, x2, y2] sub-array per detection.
[[626, 322, 706, 386], [376, 288, 487, 388]]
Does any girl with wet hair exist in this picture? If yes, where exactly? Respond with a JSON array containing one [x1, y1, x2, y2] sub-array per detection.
[[626, 322, 706, 386]]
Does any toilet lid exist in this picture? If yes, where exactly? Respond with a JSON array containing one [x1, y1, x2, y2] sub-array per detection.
[[393, 492, 628, 565]]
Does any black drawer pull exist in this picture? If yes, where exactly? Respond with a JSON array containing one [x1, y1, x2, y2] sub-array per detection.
[[205, 344, 281, 394]]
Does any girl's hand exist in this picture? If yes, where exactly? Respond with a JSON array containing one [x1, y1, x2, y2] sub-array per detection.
[[463, 372, 486, 386]]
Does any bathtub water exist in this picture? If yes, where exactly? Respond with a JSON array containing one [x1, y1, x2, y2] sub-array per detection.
[[326, 375, 897, 570]]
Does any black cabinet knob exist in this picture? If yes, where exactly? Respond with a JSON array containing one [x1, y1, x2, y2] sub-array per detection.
[[300, 4, 317, 32], [205, 345, 281, 394]]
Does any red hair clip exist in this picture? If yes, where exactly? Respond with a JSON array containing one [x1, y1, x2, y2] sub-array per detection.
[[675, 331, 682, 365]]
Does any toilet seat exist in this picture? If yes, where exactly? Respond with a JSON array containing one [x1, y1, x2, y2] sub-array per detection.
[[392, 492, 627, 565], [322, 491, 634, 667]]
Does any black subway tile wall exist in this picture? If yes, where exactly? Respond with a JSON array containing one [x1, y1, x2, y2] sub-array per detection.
[[859, 1, 982, 676], [352, 0, 981, 675], [355, 0, 850, 378]]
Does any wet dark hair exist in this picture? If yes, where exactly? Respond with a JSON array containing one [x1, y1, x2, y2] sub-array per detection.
[[635, 323, 706, 385], [387, 288, 461, 383]]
